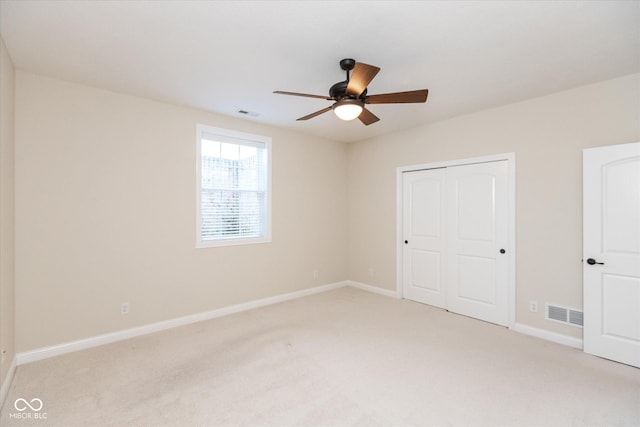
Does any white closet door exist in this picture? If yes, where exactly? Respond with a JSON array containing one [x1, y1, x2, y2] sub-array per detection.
[[401, 160, 510, 326], [402, 168, 447, 308], [583, 142, 640, 368], [446, 161, 509, 326]]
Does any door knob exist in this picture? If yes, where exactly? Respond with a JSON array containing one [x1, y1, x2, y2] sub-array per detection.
[[404, 240, 408, 244], [499, 249, 506, 254], [586, 258, 604, 265]]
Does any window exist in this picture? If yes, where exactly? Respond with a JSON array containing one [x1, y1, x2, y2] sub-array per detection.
[[196, 125, 271, 247]]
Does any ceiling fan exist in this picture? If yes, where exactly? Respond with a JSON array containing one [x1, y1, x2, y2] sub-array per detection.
[[274, 58, 429, 126]]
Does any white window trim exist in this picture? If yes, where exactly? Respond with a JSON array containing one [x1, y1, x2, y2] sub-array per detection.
[[196, 124, 272, 248]]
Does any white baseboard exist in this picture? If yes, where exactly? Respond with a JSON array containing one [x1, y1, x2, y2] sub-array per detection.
[[15, 281, 582, 367], [17, 281, 349, 365], [510, 322, 583, 349], [0, 355, 17, 411], [347, 280, 399, 298]]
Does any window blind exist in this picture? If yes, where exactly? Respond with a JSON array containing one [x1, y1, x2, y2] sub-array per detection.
[[197, 126, 270, 246]]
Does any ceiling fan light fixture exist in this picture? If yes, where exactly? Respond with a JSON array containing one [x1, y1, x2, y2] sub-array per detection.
[[333, 98, 364, 121]]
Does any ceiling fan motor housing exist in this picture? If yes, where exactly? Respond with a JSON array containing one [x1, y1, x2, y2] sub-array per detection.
[[329, 81, 367, 100], [329, 81, 348, 99]]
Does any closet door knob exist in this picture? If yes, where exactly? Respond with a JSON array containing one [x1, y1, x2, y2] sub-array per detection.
[[499, 249, 506, 254], [404, 240, 408, 244]]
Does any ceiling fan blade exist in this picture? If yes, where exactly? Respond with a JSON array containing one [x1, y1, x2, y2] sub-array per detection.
[[297, 106, 333, 121], [346, 62, 380, 96], [365, 89, 429, 104], [358, 108, 380, 126], [274, 91, 332, 100]]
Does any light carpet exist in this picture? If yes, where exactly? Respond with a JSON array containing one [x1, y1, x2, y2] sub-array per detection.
[[1, 287, 639, 426]]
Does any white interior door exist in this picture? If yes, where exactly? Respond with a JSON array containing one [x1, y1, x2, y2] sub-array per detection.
[[446, 161, 509, 326], [402, 168, 446, 308], [583, 142, 640, 368]]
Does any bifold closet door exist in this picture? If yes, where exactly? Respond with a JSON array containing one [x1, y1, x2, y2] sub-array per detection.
[[402, 160, 509, 326]]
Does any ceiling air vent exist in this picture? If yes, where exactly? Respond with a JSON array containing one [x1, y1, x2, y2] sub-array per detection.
[[546, 304, 583, 328], [237, 109, 260, 117]]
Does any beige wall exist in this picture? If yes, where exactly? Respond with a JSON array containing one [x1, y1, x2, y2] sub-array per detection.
[[0, 38, 16, 384], [11, 69, 640, 353], [347, 73, 640, 338], [14, 72, 349, 352]]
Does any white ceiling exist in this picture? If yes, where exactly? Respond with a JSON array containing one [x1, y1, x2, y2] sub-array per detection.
[[1, 1, 639, 143]]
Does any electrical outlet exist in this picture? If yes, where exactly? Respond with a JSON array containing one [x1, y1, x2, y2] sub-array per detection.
[[368, 268, 376, 278], [121, 302, 130, 315], [1, 349, 6, 364], [529, 301, 538, 313], [313, 270, 319, 279]]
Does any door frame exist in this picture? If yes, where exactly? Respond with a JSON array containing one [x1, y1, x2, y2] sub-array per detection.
[[396, 152, 517, 328]]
